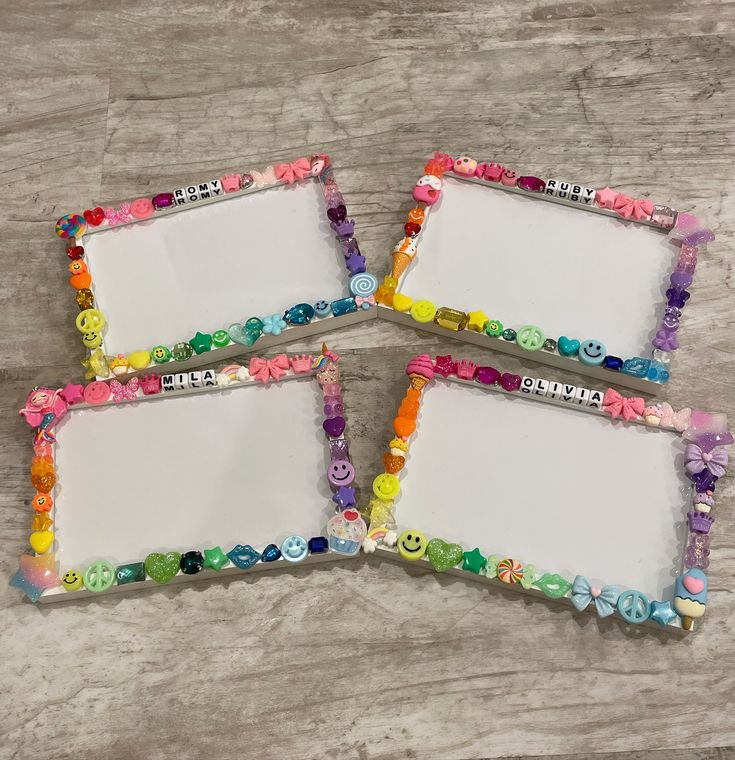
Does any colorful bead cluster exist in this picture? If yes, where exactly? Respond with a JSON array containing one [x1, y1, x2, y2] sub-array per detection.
[[364, 353, 732, 630], [56, 156, 376, 378], [11, 346, 366, 600], [378, 152, 717, 384]]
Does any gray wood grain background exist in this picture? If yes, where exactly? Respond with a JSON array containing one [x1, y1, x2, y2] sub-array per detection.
[[1, 2, 734, 758]]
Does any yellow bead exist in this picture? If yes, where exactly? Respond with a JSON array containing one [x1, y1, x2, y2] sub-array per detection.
[[372, 472, 400, 501], [434, 307, 468, 331], [128, 350, 151, 370], [367, 498, 396, 530], [89, 349, 110, 377], [410, 300, 437, 323], [467, 310, 489, 332], [61, 570, 84, 592], [391, 292, 414, 312], [29, 530, 54, 554], [397, 529, 427, 561], [32, 514, 53, 532], [76, 288, 95, 310]]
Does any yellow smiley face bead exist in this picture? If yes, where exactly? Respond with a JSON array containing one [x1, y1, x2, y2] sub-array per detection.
[[61, 570, 83, 592], [397, 529, 427, 561], [372, 473, 400, 501], [410, 300, 437, 324]]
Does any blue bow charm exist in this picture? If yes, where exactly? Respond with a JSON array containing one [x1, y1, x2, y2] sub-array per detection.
[[571, 575, 621, 618]]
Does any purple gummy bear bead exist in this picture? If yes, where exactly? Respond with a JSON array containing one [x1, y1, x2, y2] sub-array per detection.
[[476, 366, 501, 385], [685, 532, 710, 570], [652, 327, 679, 351], [670, 271, 693, 289], [666, 287, 691, 309], [328, 438, 350, 461]]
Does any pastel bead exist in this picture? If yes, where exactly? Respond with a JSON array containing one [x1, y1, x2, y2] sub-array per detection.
[[500, 170, 518, 186], [130, 198, 154, 219], [327, 459, 355, 487], [373, 473, 400, 501], [397, 530, 427, 560], [578, 339, 606, 366]]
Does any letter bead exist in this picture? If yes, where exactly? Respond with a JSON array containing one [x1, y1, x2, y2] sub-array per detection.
[[561, 384, 576, 402], [201, 369, 217, 387], [174, 372, 189, 390], [173, 188, 187, 206], [547, 381, 562, 399], [188, 371, 202, 388], [588, 389, 604, 409], [162, 374, 176, 392], [208, 179, 223, 196], [520, 376, 535, 394], [574, 387, 590, 405], [533, 379, 549, 396], [544, 179, 558, 196]]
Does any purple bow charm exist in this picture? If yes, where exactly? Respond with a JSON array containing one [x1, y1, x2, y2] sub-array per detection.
[[685, 443, 729, 478], [666, 287, 690, 309], [652, 327, 679, 351]]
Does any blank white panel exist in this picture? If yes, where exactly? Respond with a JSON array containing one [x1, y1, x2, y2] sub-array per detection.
[[398, 382, 689, 599], [53, 380, 333, 569], [402, 178, 674, 358], [83, 181, 345, 356]]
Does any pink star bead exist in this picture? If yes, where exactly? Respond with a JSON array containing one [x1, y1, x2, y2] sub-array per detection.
[[595, 186, 619, 209], [60, 382, 85, 405]]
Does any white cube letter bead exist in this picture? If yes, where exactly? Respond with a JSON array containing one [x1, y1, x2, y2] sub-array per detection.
[[173, 188, 187, 206], [185, 185, 199, 202], [556, 181, 571, 199], [201, 369, 217, 387], [561, 384, 576, 402], [197, 182, 211, 200], [208, 179, 223, 196], [162, 374, 175, 392], [580, 187, 596, 205], [569, 184, 583, 203], [188, 371, 202, 388], [547, 381, 562, 399], [588, 389, 604, 409], [544, 179, 558, 196], [174, 372, 189, 390], [520, 376, 535, 394], [574, 387, 590, 405], [533, 378, 549, 396]]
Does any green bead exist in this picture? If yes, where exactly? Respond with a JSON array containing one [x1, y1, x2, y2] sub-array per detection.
[[203, 546, 229, 571], [212, 329, 230, 348], [501, 328, 517, 342], [485, 319, 503, 337], [83, 559, 116, 593], [171, 342, 194, 362], [426, 538, 464, 572], [535, 573, 573, 599], [462, 548, 486, 574], [151, 345, 172, 364], [116, 562, 146, 585], [189, 331, 212, 354], [543, 338, 557, 352], [144, 552, 181, 584]]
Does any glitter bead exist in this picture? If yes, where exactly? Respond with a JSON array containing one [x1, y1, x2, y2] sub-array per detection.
[[501, 328, 517, 341], [285, 303, 315, 326], [172, 342, 194, 362], [331, 297, 357, 316], [542, 338, 557, 352], [685, 532, 710, 570], [76, 288, 95, 310]]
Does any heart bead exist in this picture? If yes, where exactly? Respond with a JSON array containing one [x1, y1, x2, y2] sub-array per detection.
[[83, 207, 105, 226], [683, 575, 705, 594], [323, 416, 346, 438], [262, 543, 282, 562], [558, 336, 580, 357], [144, 552, 181, 584], [500, 373, 521, 392], [426, 538, 464, 572], [29, 530, 54, 554]]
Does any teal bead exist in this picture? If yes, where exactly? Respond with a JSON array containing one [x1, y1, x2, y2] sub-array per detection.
[[331, 297, 357, 317], [115, 562, 146, 585], [557, 336, 580, 357], [622, 357, 651, 378], [617, 589, 651, 624], [285, 303, 315, 326], [244, 317, 264, 344], [501, 328, 516, 341], [578, 339, 606, 366], [314, 300, 331, 318]]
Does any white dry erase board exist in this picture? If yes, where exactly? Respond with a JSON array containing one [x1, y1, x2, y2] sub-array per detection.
[[54, 155, 377, 379], [379, 152, 715, 392], [364, 354, 731, 633], [13, 349, 367, 603]]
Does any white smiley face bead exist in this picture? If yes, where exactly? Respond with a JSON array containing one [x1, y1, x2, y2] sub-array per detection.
[[281, 535, 309, 563]]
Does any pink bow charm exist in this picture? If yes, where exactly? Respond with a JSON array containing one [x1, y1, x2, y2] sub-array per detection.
[[248, 354, 290, 383], [104, 202, 132, 226], [602, 388, 645, 421], [355, 294, 375, 308], [109, 377, 140, 403], [274, 157, 312, 185], [613, 194, 653, 220], [659, 402, 691, 432]]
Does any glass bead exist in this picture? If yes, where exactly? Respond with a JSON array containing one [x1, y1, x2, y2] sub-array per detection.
[[542, 338, 557, 352], [652, 348, 672, 365], [602, 355, 623, 371], [180, 551, 204, 574], [501, 328, 517, 342], [116, 562, 146, 585], [328, 438, 350, 461], [76, 288, 95, 310], [434, 307, 468, 331], [685, 532, 710, 570], [308, 536, 329, 554], [171, 342, 193, 362]]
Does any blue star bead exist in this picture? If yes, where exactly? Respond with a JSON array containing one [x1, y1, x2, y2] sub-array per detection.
[[332, 486, 356, 509], [650, 600, 678, 627], [9, 568, 44, 602], [345, 252, 366, 275]]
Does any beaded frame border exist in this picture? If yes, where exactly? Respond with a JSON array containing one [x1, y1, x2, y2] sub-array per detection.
[[376, 151, 715, 393], [55, 155, 378, 380], [12, 346, 367, 603], [362, 353, 731, 633]]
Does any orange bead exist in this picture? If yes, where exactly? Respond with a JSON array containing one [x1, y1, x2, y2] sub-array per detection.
[[70, 272, 92, 289], [31, 457, 54, 476], [393, 416, 416, 438], [408, 207, 426, 225], [405, 388, 421, 401], [32, 493, 53, 513], [31, 472, 56, 492], [398, 402, 419, 420], [423, 159, 445, 178], [68, 260, 88, 275], [32, 513, 53, 531], [383, 453, 405, 474]]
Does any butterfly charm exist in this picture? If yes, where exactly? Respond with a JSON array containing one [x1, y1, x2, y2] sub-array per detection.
[[109, 377, 140, 403], [659, 402, 691, 432], [251, 166, 277, 188]]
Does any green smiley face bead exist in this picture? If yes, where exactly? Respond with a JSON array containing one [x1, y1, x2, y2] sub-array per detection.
[[501, 328, 517, 342], [151, 345, 172, 364], [171, 342, 194, 362], [212, 329, 230, 348], [485, 319, 503, 337]]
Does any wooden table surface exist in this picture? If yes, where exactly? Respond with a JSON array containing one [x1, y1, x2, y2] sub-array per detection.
[[2, 2, 734, 758]]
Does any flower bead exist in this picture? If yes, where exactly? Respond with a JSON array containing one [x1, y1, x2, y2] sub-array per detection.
[[262, 314, 287, 336], [485, 320, 503, 337]]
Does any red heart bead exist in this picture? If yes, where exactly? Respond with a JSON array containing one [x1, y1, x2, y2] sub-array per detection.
[[83, 207, 104, 226], [404, 221, 421, 237], [66, 245, 84, 260]]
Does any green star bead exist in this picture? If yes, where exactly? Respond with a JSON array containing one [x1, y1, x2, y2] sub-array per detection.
[[203, 546, 229, 571], [462, 548, 486, 574], [190, 331, 213, 354], [212, 329, 230, 348]]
